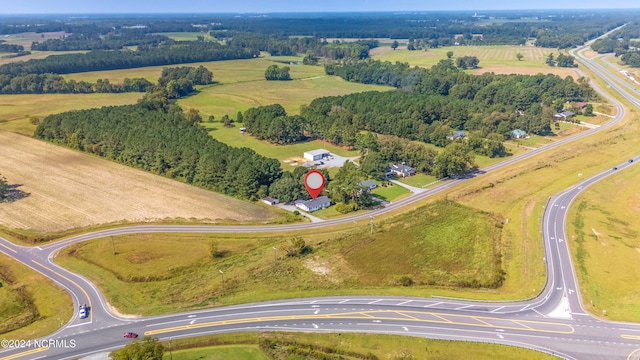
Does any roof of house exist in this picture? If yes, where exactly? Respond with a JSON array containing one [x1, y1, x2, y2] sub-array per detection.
[[359, 180, 377, 188], [562, 111, 575, 116], [262, 197, 278, 203], [575, 102, 588, 108], [304, 149, 330, 156], [510, 129, 527, 136], [296, 196, 330, 208], [391, 163, 415, 173]]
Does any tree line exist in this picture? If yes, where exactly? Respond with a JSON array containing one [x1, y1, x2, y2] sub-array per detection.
[[0, 65, 213, 95], [30, 34, 170, 51], [34, 100, 281, 201], [0, 41, 258, 77], [0, 43, 24, 52]]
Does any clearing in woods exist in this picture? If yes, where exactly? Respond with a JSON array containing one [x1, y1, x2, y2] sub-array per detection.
[[0, 132, 282, 233]]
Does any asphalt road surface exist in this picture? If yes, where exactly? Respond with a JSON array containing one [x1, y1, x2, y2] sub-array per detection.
[[2, 26, 640, 360]]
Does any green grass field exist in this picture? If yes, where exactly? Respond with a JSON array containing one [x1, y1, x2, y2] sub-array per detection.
[[152, 32, 218, 42], [396, 173, 439, 188], [202, 122, 359, 163], [0, 93, 142, 135], [371, 182, 411, 201], [0, 253, 71, 339], [566, 159, 640, 322], [165, 331, 556, 360], [55, 200, 504, 315]]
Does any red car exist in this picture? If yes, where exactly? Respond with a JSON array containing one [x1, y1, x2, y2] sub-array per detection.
[[123, 332, 138, 338]]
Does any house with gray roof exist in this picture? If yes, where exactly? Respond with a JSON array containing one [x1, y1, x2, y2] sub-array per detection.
[[294, 196, 331, 212]]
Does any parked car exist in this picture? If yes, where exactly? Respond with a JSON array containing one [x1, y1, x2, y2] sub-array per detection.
[[123, 332, 138, 338], [613, 167, 618, 170], [630, 159, 634, 163]]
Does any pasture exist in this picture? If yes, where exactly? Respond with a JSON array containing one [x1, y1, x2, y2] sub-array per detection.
[[567, 159, 640, 322], [165, 332, 555, 360], [0, 132, 283, 234], [0, 93, 142, 135], [371, 45, 581, 78], [55, 200, 505, 315]]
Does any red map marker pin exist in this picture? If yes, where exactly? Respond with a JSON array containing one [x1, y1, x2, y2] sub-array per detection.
[[304, 170, 325, 199]]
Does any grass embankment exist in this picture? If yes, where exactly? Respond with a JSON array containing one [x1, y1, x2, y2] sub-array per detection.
[[0, 253, 71, 339], [55, 200, 503, 315], [566, 160, 640, 322], [163, 332, 556, 360]]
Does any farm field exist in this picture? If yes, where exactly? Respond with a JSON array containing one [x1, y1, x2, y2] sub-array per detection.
[[0, 253, 71, 339], [61, 56, 392, 118], [371, 45, 581, 78], [152, 32, 218, 41], [165, 332, 555, 360], [566, 158, 640, 322], [0, 132, 284, 234], [55, 200, 505, 315], [0, 93, 142, 135]]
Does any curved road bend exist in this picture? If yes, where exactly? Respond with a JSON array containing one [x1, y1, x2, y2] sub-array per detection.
[[2, 29, 640, 359]]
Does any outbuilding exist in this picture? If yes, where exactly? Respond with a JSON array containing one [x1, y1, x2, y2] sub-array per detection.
[[303, 149, 330, 161]]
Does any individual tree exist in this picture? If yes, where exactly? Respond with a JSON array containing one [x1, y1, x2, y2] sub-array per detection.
[[446, 51, 454, 59], [185, 108, 202, 124], [456, 56, 479, 69], [391, 40, 399, 51], [584, 103, 594, 116], [221, 114, 233, 127], [432, 142, 476, 178], [545, 53, 555, 66], [111, 337, 164, 360], [0, 174, 7, 200], [516, 53, 524, 61], [302, 51, 319, 65], [359, 152, 389, 180], [328, 161, 365, 203], [264, 65, 291, 80]]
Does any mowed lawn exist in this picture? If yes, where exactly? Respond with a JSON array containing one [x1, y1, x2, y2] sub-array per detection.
[[55, 200, 505, 316], [165, 345, 269, 360], [371, 45, 581, 77], [567, 160, 640, 322], [202, 123, 359, 164]]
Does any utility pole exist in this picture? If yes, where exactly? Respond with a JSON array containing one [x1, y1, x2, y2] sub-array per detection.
[[272, 246, 277, 270], [110, 236, 116, 255], [370, 216, 374, 234], [353, 221, 357, 242], [219, 269, 224, 294]]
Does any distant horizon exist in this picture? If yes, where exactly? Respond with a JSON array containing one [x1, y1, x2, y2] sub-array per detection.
[[1, 0, 639, 15]]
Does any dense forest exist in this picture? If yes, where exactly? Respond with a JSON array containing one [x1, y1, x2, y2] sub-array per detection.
[[242, 59, 593, 150], [34, 102, 282, 200]]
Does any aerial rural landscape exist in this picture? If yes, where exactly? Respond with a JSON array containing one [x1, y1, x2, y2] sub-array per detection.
[[1, 1, 640, 359]]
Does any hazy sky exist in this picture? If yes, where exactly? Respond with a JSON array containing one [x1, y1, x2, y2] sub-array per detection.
[[2, 0, 639, 14]]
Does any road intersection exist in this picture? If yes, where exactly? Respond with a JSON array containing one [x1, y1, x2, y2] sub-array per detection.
[[2, 29, 640, 360]]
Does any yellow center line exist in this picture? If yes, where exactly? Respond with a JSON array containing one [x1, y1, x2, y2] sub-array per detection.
[[471, 317, 494, 327], [31, 260, 93, 322], [622, 335, 640, 340], [627, 348, 640, 360], [396, 312, 420, 321], [512, 320, 535, 330], [430, 313, 454, 323], [0, 347, 48, 360], [0, 242, 17, 254]]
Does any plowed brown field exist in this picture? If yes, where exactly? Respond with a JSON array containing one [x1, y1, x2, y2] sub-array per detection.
[[0, 132, 280, 232]]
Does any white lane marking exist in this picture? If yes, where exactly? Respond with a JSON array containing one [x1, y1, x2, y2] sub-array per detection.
[[397, 300, 412, 306], [497, 334, 504, 339], [314, 310, 319, 314], [490, 306, 505, 313], [402, 327, 409, 331], [339, 299, 350, 304], [312, 323, 318, 328], [424, 302, 442, 308], [66, 322, 93, 328], [187, 315, 197, 318], [368, 299, 382, 304], [190, 320, 196, 324], [455, 305, 473, 310]]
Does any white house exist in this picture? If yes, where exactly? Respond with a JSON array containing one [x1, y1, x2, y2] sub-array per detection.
[[261, 197, 279, 206], [389, 163, 416, 178], [303, 149, 330, 161], [358, 180, 378, 190], [294, 196, 331, 212]]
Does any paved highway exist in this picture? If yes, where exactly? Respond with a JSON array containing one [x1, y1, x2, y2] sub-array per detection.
[[2, 28, 640, 360]]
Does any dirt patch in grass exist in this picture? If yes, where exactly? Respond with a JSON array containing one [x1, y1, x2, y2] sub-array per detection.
[[473, 65, 580, 78], [0, 132, 282, 233]]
